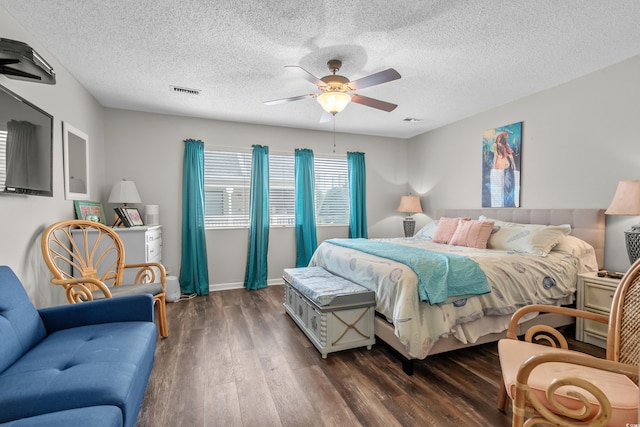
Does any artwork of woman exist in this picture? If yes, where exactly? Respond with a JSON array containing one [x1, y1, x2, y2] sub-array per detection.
[[492, 132, 515, 170], [482, 122, 521, 208]]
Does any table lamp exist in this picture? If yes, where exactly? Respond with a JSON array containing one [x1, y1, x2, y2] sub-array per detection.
[[605, 180, 640, 264], [396, 195, 423, 237]]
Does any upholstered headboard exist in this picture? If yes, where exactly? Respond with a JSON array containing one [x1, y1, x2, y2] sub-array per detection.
[[436, 209, 605, 269]]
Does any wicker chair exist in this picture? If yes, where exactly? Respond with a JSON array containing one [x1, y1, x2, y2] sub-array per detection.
[[41, 220, 168, 337], [497, 258, 640, 426]]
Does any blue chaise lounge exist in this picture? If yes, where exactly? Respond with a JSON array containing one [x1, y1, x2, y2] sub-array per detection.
[[0, 266, 156, 427]]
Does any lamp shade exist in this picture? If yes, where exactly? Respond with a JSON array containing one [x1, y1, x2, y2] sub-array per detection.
[[396, 195, 423, 214], [605, 180, 640, 215], [317, 92, 351, 115], [108, 179, 141, 204]]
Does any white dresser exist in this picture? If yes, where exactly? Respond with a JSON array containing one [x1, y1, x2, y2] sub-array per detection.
[[112, 225, 163, 263], [113, 225, 163, 283]]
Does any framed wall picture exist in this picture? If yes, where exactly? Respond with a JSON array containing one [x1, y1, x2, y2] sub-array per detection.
[[482, 121, 522, 208], [63, 122, 90, 200], [74, 200, 106, 224], [123, 207, 144, 226]]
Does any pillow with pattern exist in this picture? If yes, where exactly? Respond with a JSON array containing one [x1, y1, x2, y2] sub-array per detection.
[[552, 235, 598, 273], [479, 216, 571, 256]]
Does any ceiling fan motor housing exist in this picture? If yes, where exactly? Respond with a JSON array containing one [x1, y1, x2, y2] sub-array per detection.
[[320, 74, 349, 93], [321, 59, 350, 93]]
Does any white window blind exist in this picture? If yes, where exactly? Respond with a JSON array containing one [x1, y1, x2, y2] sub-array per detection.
[[203, 150, 251, 227], [314, 157, 349, 225], [269, 153, 295, 226], [203, 149, 350, 228]]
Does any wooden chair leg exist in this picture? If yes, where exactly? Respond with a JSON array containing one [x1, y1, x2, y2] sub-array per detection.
[[155, 295, 169, 338], [497, 377, 509, 413]]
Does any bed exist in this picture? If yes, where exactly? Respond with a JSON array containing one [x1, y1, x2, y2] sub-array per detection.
[[309, 208, 605, 372]]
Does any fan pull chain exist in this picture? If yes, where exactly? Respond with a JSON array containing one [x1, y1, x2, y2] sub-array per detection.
[[332, 115, 336, 153]]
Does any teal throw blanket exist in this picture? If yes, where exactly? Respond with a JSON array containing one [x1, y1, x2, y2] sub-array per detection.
[[325, 239, 490, 304]]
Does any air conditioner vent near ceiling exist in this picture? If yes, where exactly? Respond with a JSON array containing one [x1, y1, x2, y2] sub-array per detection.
[[0, 38, 56, 84], [170, 86, 200, 95]]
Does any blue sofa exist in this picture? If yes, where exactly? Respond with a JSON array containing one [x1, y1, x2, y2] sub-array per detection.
[[0, 266, 157, 427]]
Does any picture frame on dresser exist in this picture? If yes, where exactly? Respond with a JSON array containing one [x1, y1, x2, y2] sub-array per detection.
[[123, 208, 144, 226], [74, 200, 106, 224], [114, 207, 133, 227]]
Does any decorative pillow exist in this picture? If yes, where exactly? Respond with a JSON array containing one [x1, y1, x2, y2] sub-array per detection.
[[479, 216, 571, 256], [414, 220, 439, 240], [432, 217, 470, 244], [552, 235, 599, 273], [450, 220, 495, 249]]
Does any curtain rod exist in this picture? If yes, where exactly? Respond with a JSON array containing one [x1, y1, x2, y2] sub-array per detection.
[[202, 144, 349, 158]]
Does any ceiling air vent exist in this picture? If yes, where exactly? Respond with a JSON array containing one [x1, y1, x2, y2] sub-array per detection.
[[170, 85, 201, 95], [403, 118, 424, 123]]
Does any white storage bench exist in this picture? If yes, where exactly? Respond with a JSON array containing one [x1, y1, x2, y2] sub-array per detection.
[[283, 267, 376, 358]]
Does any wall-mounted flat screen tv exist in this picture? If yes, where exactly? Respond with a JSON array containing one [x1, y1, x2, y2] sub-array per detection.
[[0, 83, 53, 197]]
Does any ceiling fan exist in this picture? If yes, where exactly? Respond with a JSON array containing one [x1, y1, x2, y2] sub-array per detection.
[[264, 59, 401, 122]]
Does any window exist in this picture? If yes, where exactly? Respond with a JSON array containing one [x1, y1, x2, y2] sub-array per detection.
[[203, 149, 349, 228], [269, 153, 295, 226], [314, 156, 349, 225], [203, 150, 251, 227]]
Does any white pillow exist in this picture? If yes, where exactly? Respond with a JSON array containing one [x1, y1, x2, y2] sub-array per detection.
[[479, 216, 571, 256], [414, 220, 439, 240], [552, 235, 599, 273]]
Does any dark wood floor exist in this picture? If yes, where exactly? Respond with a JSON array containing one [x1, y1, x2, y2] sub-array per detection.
[[136, 284, 605, 427]]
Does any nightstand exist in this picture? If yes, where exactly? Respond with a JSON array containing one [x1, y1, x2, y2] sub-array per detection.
[[575, 272, 620, 348]]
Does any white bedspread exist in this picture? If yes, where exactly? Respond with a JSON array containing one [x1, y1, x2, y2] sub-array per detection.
[[309, 238, 593, 358]]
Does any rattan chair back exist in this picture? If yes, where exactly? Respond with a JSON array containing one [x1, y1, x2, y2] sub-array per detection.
[[41, 220, 126, 300], [607, 257, 640, 372]]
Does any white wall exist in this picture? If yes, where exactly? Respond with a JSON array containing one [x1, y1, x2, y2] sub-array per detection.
[[408, 55, 640, 273], [0, 7, 106, 307], [103, 109, 410, 289], [5, 0, 639, 301]]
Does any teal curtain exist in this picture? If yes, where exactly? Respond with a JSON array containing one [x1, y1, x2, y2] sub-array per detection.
[[244, 145, 269, 290], [179, 139, 210, 295], [348, 151, 368, 238], [294, 148, 318, 267]]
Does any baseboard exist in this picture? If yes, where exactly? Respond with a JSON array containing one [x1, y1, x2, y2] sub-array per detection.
[[208, 277, 284, 292]]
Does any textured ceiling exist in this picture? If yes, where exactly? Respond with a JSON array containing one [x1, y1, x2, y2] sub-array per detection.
[[2, 1, 640, 139]]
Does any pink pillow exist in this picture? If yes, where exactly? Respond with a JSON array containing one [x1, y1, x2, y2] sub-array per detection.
[[432, 217, 470, 244], [450, 220, 495, 249]]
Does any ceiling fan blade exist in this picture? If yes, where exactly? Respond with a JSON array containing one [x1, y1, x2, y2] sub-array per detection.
[[285, 65, 327, 87], [348, 68, 401, 90], [263, 93, 316, 106], [351, 94, 398, 112], [319, 110, 333, 123]]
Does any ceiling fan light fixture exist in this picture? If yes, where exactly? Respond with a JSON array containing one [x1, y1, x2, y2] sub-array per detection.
[[317, 91, 351, 115]]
